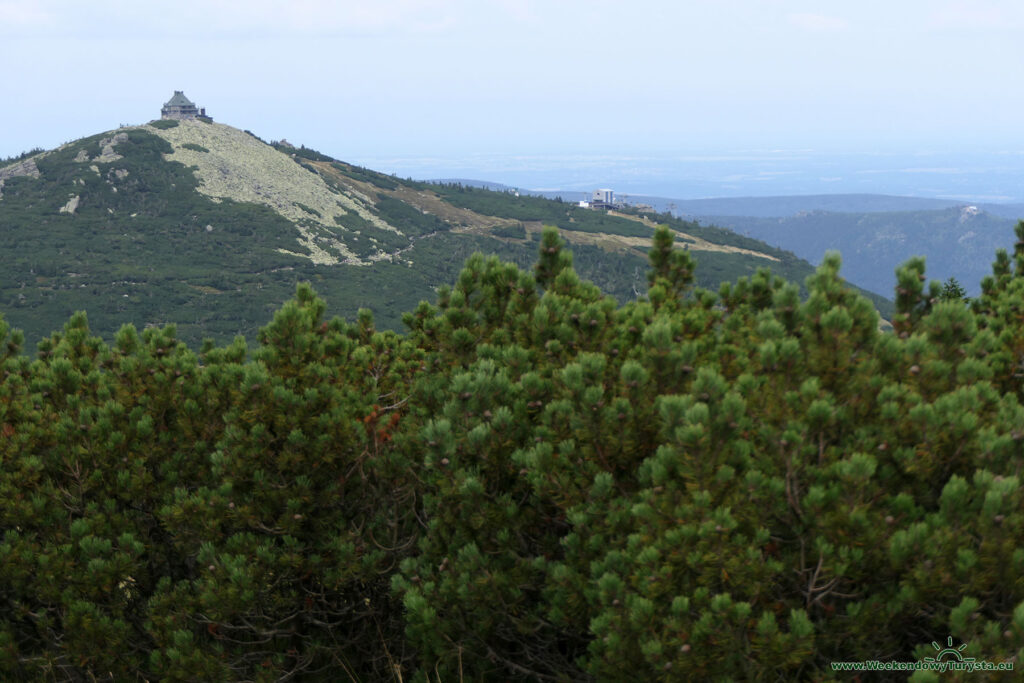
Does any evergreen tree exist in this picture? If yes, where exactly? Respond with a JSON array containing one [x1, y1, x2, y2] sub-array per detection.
[[940, 276, 969, 303], [3, 225, 1024, 681]]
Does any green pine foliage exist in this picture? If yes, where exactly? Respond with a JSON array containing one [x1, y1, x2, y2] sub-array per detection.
[[2, 223, 1024, 680]]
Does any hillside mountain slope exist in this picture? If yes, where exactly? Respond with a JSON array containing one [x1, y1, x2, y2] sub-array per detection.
[[0, 119, 885, 346], [704, 206, 1020, 297]]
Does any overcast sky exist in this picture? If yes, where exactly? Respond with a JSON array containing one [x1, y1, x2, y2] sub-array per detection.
[[2, 0, 1023, 163]]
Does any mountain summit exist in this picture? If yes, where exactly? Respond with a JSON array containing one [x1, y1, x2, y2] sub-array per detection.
[[0, 117, 862, 346]]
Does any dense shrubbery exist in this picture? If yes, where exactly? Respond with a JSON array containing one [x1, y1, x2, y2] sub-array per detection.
[[492, 222, 528, 240], [374, 197, 449, 237], [432, 184, 654, 238], [0, 148, 45, 164], [331, 163, 401, 191], [2, 225, 1024, 681], [272, 143, 334, 163]]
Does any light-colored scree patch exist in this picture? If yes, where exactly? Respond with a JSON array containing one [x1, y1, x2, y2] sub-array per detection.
[[147, 120, 402, 265], [93, 133, 128, 163]]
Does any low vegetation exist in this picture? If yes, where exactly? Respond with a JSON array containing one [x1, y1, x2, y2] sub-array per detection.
[[0, 148, 45, 165], [0, 125, 861, 348], [1, 224, 1023, 681]]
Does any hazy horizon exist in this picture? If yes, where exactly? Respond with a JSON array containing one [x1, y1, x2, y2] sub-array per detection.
[[350, 148, 1024, 204], [3, 1, 1023, 200]]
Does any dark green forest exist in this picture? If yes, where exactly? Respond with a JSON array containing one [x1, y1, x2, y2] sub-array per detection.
[[1, 225, 1023, 681], [704, 207, 1020, 299]]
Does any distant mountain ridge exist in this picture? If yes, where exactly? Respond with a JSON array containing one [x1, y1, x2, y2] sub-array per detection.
[[650, 194, 964, 217], [531, 191, 1024, 219], [426, 178, 517, 192], [701, 206, 1021, 297], [513, 189, 1024, 296]]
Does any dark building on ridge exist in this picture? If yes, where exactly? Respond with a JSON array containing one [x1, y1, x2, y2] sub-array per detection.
[[161, 91, 209, 120]]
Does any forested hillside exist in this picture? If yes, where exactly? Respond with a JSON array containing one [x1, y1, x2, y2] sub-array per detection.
[[1, 224, 1022, 680], [0, 121, 887, 348], [703, 206, 1020, 298]]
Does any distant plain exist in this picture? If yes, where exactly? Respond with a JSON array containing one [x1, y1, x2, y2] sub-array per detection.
[[363, 148, 1024, 204]]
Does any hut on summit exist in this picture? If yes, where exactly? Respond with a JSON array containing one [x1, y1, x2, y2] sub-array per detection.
[[161, 91, 209, 120]]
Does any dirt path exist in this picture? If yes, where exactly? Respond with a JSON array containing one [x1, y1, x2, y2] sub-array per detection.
[[606, 211, 779, 261]]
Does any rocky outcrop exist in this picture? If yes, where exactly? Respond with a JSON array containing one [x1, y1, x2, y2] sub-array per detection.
[[60, 195, 81, 215], [0, 157, 41, 181], [0, 157, 41, 200], [94, 133, 128, 163], [959, 205, 980, 223]]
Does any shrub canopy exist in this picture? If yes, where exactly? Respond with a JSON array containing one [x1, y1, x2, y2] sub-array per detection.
[[2, 224, 1024, 681]]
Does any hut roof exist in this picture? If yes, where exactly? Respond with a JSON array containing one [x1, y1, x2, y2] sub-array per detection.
[[163, 91, 196, 108]]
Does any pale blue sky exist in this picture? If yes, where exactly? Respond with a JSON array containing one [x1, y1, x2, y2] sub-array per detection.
[[2, 0, 1023, 165]]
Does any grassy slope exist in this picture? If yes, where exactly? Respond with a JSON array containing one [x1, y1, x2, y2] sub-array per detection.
[[0, 127, 890, 347]]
